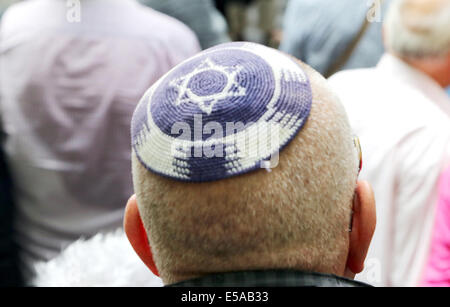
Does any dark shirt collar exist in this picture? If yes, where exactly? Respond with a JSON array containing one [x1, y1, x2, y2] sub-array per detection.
[[167, 269, 372, 287]]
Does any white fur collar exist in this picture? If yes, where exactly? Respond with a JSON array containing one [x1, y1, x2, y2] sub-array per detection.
[[33, 229, 163, 287]]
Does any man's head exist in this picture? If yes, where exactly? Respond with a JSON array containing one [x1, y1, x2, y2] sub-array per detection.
[[384, 0, 450, 87], [124, 43, 376, 285]]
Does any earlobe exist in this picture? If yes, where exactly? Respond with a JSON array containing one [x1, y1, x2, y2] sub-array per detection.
[[124, 194, 159, 277], [345, 181, 376, 277]]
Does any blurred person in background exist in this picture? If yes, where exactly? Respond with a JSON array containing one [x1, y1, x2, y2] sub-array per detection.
[[139, 0, 230, 50], [0, 0, 24, 287], [329, 0, 450, 286], [0, 131, 23, 286], [0, 0, 200, 283], [422, 166, 450, 287], [280, 0, 392, 78], [223, 0, 254, 41], [221, 0, 281, 46]]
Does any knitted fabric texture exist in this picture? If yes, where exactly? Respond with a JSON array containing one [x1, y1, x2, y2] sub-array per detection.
[[131, 42, 312, 182]]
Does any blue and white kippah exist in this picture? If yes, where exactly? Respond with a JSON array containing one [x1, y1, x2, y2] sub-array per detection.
[[131, 42, 312, 182]]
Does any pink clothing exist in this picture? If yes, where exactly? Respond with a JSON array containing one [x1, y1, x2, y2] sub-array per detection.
[[422, 167, 450, 286]]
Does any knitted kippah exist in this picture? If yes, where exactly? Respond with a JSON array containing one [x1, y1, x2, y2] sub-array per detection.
[[131, 42, 312, 182]]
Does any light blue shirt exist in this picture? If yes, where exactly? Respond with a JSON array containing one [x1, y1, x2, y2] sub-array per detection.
[[139, 0, 230, 49], [280, 0, 392, 76]]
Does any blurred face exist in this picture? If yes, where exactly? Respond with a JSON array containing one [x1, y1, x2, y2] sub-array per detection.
[[441, 53, 450, 87], [403, 52, 450, 88], [430, 53, 450, 88]]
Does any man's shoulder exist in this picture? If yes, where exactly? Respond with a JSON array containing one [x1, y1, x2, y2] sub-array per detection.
[[1, 1, 199, 56], [329, 66, 383, 84], [136, 5, 200, 53], [138, 6, 197, 40], [2, 0, 34, 15], [328, 68, 381, 94], [329, 67, 450, 165], [328, 67, 392, 115], [0, 0, 37, 33], [329, 67, 449, 124]]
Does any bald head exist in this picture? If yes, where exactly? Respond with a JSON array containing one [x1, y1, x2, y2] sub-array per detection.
[[126, 43, 374, 285], [384, 0, 450, 57]]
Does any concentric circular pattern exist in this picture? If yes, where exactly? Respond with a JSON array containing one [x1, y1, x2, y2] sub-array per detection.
[[188, 70, 227, 97], [131, 42, 313, 182], [151, 49, 275, 139]]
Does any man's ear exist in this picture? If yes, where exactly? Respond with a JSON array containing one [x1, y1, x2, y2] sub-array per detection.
[[124, 194, 159, 277], [345, 181, 376, 278]]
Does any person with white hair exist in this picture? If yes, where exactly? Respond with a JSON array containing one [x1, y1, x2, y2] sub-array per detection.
[[33, 42, 377, 287], [328, 0, 450, 287]]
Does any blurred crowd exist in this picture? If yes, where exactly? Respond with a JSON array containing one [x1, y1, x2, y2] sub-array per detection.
[[0, 0, 449, 287]]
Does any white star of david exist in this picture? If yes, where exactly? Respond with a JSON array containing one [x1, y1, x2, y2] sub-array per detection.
[[169, 58, 246, 115]]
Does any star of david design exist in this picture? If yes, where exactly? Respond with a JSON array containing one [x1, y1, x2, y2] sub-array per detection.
[[169, 58, 246, 115]]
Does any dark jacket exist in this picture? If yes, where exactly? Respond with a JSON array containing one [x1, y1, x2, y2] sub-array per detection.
[[0, 131, 23, 287], [168, 269, 372, 287]]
